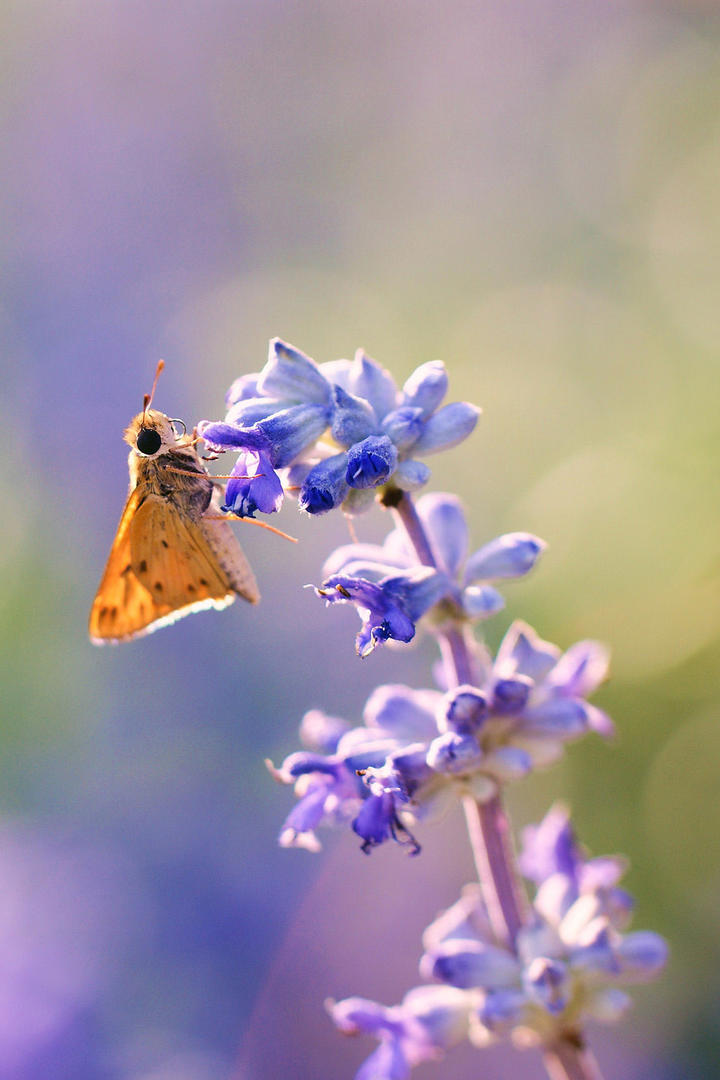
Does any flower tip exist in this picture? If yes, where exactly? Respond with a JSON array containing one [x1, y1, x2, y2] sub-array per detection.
[[265, 757, 284, 782], [279, 827, 322, 853], [268, 336, 296, 359]]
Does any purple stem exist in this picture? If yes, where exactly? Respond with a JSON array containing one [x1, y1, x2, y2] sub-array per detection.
[[463, 793, 525, 948], [391, 491, 526, 948], [390, 489, 603, 1080], [543, 1042, 605, 1080]]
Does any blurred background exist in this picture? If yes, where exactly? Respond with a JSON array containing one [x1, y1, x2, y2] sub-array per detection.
[[2, 1, 720, 1077]]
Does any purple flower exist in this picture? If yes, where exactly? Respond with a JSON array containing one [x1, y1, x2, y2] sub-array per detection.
[[325, 492, 545, 622], [316, 568, 451, 657], [484, 621, 614, 770], [272, 685, 446, 853], [328, 986, 471, 1080], [272, 614, 613, 856], [353, 747, 437, 855], [298, 453, 349, 514], [224, 442, 284, 517], [198, 425, 288, 517], [267, 748, 363, 852], [200, 341, 481, 519], [416, 813, 667, 1050], [519, 803, 583, 885], [346, 435, 399, 489]]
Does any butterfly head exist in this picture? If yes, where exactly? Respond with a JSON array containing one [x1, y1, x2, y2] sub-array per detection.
[[125, 409, 181, 458]]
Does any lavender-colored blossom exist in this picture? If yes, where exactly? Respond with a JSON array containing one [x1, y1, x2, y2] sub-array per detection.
[[254, 339, 664, 1079], [267, 748, 364, 853], [328, 986, 471, 1080], [271, 686, 446, 852], [224, 439, 284, 517], [345, 435, 399, 489], [417, 813, 667, 1052], [200, 340, 480, 517], [484, 621, 615, 770], [272, 617, 613, 854], [329, 812, 666, 1074], [316, 567, 452, 657], [325, 492, 546, 624]]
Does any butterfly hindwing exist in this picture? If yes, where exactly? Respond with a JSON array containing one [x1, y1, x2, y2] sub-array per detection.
[[129, 494, 233, 609]]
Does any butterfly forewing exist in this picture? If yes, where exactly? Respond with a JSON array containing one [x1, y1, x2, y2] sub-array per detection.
[[131, 495, 232, 607]]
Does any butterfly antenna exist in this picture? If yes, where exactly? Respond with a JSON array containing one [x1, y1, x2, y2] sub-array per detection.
[[142, 359, 165, 425]]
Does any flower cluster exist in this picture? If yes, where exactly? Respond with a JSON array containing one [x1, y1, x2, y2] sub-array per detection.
[[198, 338, 479, 518], [328, 805, 667, 1079], [316, 492, 546, 655], [269, 622, 611, 855], [231, 338, 668, 1080]]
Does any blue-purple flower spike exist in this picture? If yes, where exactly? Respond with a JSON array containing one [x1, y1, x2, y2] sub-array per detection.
[[219, 337, 670, 1080]]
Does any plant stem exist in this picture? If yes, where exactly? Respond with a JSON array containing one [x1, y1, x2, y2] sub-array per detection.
[[390, 491, 526, 948], [463, 793, 525, 948], [389, 490, 604, 1080], [543, 1041, 605, 1080]]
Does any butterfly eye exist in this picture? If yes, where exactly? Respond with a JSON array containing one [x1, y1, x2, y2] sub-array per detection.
[[136, 428, 162, 456]]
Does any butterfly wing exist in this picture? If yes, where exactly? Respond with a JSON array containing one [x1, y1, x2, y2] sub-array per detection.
[[198, 488, 260, 605], [89, 488, 160, 643], [89, 490, 256, 644]]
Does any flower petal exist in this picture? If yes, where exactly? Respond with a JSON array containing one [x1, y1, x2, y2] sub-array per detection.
[[346, 435, 399, 489], [382, 406, 425, 450], [615, 932, 668, 982], [362, 684, 441, 740], [416, 493, 469, 577], [465, 533, 546, 584], [225, 396, 288, 428], [256, 402, 332, 466], [402, 361, 448, 418], [299, 453, 349, 514], [393, 460, 431, 491], [439, 687, 488, 735], [356, 1040, 410, 1080], [523, 957, 569, 1014], [257, 338, 332, 404], [411, 402, 480, 454], [520, 804, 581, 884], [349, 348, 398, 421], [494, 621, 561, 682], [547, 640, 611, 698], [382, 566, 452, 622], [198, 422, 271, 452], [520, 698, 590, 739], [225, 372, 260, 407], [224, 447, 284, 517], [461, 585, 506, 619], [316, 576, 416, 657], [299, 709, 351, 754], [331, 385, 378, 447], [422, 939, 520, 990]]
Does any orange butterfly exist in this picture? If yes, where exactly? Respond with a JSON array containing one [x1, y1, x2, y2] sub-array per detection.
[[89, 363, 260, 644]]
